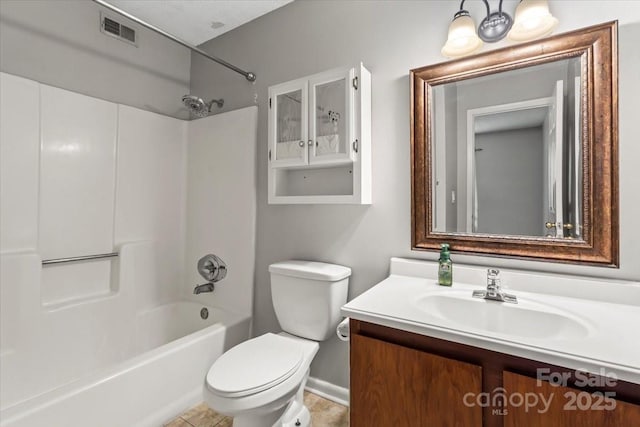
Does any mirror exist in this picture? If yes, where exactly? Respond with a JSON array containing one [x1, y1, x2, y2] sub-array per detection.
[[432, 57, 582, 238], [411, 22, 618, 266]]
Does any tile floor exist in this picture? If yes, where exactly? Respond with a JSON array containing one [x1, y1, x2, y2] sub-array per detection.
[[164, 391, 349, 427]]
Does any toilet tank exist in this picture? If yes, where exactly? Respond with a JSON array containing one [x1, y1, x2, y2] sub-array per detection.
[[269, 260, 351, 341]]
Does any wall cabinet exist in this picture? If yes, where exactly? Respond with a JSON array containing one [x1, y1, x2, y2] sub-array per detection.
[[350, 320, 640, 427], [267, 63, 371, 204]]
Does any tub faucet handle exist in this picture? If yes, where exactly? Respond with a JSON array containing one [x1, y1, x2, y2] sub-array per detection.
[[197, 254, 227, 283]]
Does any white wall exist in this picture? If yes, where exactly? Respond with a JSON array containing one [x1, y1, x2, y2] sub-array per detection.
[[475, 127, 544, 235], [115, 105, 188, 309], [185, 107, 258, 317], [0, 0, 191, 119], [190, 1, 640, 389], [0, 72, 39, 253], [39, 84, 118, 305]]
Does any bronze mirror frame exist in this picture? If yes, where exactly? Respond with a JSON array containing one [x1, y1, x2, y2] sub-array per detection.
[[410, 21, 618, 266]]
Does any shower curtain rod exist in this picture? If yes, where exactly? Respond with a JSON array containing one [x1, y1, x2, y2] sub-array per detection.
[[92, 0, 256, 82]]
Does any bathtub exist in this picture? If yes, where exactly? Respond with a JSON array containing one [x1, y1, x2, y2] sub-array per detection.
[[0, 301, 251, 427]]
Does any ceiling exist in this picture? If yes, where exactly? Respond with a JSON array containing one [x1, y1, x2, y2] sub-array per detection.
[[105, 0, 294, 46]]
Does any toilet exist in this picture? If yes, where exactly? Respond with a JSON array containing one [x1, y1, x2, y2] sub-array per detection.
[[204, 260, 351, 427]]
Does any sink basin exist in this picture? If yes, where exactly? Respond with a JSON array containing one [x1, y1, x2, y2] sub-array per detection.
[[415, 291, 591, 340]]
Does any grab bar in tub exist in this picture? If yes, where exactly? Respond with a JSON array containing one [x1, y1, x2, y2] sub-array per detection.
[[42, 252, 119, 265]]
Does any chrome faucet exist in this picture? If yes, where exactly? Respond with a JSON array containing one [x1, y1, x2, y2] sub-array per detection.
[[472, 268, 517, 304], [193, 254, 227, 295], [193, 282, 215, 294]]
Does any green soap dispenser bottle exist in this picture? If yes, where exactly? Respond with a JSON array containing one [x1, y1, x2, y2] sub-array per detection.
[[438, 243, 453, 286]]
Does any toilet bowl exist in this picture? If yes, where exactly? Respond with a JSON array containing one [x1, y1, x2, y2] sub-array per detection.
[[205, 333, 318, 427], [203, 260, 351, 427]]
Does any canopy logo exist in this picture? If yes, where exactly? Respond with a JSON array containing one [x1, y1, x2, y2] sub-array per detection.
[[462, 368, 619, 415]]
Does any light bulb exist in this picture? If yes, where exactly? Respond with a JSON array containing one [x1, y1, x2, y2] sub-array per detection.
[[508, 0, 558, 42], [442, 13, 484, 58]]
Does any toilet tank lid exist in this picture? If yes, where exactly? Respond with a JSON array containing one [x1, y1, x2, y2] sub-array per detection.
[[269, 260, 351, 281]]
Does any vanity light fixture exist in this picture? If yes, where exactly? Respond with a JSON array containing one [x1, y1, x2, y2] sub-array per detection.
[[441, 0, 558, 58], [508, 0, 559, 41]]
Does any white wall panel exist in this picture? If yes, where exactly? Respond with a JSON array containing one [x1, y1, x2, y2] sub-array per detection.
[[114, 105, 187, 308], [0, 72, 40, 253], [186, 107, 257, 316], [41, 261, 113, 306], [0, 253, 41, 408], [39, 85, 117, 260]]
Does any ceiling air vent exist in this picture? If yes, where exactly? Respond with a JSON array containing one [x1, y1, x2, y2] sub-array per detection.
[[100, 12, 137, 46]]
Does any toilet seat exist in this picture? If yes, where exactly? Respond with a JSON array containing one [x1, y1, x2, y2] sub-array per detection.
[[206, 333, 304, 398]]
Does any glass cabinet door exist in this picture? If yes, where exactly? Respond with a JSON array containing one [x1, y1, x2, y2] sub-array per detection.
[[309, 69, 353, 164], [270, 80, 308, 167]]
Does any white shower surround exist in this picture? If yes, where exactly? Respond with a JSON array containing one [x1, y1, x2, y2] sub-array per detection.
[[0, 72, 258, 425]]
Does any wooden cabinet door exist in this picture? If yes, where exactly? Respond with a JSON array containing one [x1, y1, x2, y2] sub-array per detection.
[[350, 333, 483, 427], [503, 371, 640, 427]]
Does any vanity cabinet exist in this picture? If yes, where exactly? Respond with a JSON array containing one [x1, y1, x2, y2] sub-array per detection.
[[350, 320, 640, 427], [350, 333, 483, 426], [267, 63, 371, 204], [503, 372, 640, 427]]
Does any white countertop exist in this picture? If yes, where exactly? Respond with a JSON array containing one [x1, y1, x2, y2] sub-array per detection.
[[342, 258, 640, 385]]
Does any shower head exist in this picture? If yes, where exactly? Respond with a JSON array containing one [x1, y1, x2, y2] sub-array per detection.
[[182, 95, 207, 117], [182, 95, 224, 118]]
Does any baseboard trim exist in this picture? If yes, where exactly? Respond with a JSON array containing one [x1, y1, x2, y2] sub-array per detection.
[[305, 376, 349, 407]]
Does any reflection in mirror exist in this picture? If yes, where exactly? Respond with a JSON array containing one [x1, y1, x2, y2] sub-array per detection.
[[431, 57, 582, 239]]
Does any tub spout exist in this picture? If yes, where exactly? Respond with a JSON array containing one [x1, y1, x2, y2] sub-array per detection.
[[193, 282, 215, 294]]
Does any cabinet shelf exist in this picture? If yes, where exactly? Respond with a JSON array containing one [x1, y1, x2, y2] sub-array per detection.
[[270, 157, 353, 171]]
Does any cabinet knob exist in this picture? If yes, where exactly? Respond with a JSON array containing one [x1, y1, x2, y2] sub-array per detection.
[[298, 140, 304, 148]]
